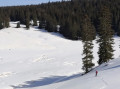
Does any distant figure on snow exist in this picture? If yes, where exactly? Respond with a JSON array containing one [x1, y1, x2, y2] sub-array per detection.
[[95, 70, 98, 77]]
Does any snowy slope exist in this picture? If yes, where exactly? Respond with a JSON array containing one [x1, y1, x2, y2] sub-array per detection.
[[0, 22, 120, 89], [40, 58, 120, 89], [15, 58, 120, 89]]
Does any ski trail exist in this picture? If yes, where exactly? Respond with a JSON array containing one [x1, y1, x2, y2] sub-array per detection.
[[54, 74, 107, 89], [97, 76, 108, 89], [100, 77, 108, 86]]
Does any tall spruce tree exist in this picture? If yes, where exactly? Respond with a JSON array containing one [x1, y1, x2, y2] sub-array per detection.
[[97, 6, 114, 65], [38, 21, 43, 29], [45, 21, 54, 32], [4, 17, 10, 28], [38, 17, 46, 29], [32, 12, 38, 26], [117, 22, 120, 36], [20, 10, 25, 24], [0, 17, 3, 29], [0, 21, 3, 29], [81, 15, 96, 73], [16, 22, 20, 28], [25, 10, 30, 29]]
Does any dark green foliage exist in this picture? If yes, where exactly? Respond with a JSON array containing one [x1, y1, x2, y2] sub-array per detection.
[[38, 21, 43, 29], [60, 19, 80, 40], [45, 21, 55, 32], [81, 15, 95, 73], [26, 19, 30, 29], [0, 17, 3, 29], [81, 15, 96, 41], [16, 22, 20, 28], [25, 10, 30, 29], [4, 17, 10, 28], [117, 22, 120, 36], [38, 16, 46, 29], [60, 20, 72, 39], [97, 6, 114, 65], [0, 0, 119, 39], [71, 23, 80, 40], [38, 20, 46, 29], [82, 41, 95, 73], [20, 10, 25, 24], [0, 21, 3, 29], [32, 12, 38, 26]]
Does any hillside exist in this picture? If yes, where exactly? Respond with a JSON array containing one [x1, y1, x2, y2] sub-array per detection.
[[18, 57, 120, 89], [0, 22, 120, 89]]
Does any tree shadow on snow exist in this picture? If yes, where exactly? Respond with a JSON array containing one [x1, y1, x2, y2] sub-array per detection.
[[11, 73, 82, 88], [104, 64, 120, 70]]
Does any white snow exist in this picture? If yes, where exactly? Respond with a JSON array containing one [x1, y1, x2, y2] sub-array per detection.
[[0, 22, 120, 89]]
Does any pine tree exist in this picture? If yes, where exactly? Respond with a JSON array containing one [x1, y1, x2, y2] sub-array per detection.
[[16, 22, 20, 28], [32, 12, 38, 26], [0, 16, 3, 29], [81, 15, 95, 73], [117, 21, 120, 36], [70, 22, 80, 40], [25, 10, 30, 29], [38, 17, 46, 29], [60, 19, 73, 39], [4, 17, 10, 28], [20, 10, 25, 24], [38, 21, 43, 29], [97, 6, 114, 65], [0, 20, 3, 29], [45, 21, 53, 32]]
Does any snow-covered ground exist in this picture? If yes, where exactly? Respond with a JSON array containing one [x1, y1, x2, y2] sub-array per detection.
[[0, 22, 120, 89]]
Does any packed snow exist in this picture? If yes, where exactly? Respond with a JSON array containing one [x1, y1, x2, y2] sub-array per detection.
[[0, 22, 120, 89]]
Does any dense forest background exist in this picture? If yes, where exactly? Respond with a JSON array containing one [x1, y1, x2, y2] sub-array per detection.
[[0, 0, 119, 72], [0, 0, 120, 40]]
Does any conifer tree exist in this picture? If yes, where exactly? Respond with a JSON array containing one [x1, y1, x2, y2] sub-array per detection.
[[117, 22, 120, 36], [16, 22, 20, 28], [71, 22, 80, 40], [38, 21, 43, 29], [0, 0, 119, 40], [0, 20, 3, 29], [38, 17, 46, 29], [4, 17, 10, 28], [60, 19, 73, 39], [25, 10, 30, 29], [45, 21, 53, 32], [20, 10, 25, 24], [81, 15, 96, 73], [97, 6, 114, 65], [33, 12, 38, 26]]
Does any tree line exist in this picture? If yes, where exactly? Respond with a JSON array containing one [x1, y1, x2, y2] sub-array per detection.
[[0, 0, 119, 73], [0, 0, 120, 37]]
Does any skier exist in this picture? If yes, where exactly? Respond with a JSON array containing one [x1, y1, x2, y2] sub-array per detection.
[[95, 70, 98, 77]]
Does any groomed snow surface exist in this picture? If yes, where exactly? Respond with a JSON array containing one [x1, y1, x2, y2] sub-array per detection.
[[0, 22, 120, 89]]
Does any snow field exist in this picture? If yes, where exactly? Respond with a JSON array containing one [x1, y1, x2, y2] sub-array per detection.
[[0, 22, 120, 89]]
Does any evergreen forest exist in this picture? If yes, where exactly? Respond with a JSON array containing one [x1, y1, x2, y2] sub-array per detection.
[[0, 0, 120, 72], [0, 0, 119, 40]]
